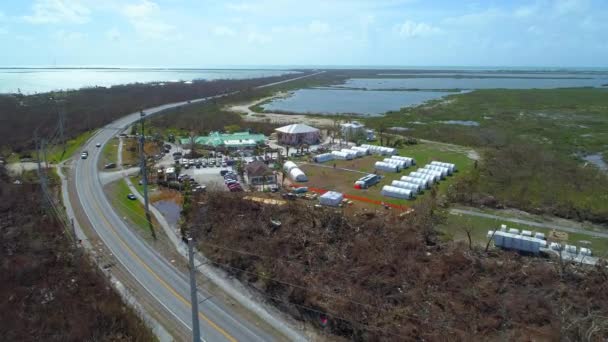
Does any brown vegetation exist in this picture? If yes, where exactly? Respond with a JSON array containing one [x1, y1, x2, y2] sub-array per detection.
[[0, 74, 303, 154], [0, 166, 154, 341], [186, 191, 608, 341]]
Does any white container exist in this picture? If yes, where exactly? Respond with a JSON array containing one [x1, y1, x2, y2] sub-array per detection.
[[381, 185, 414, 199], [580, 247, 592, 256], [508, 228, 519, 234], [521, 230, 532, 237], [289, 167, 308, 182], [319, 191, 343, 206], [391, 180, 422, 193], [375, 161, 399, 172], [283, 161, 298, 173], [534, 232, 545, 240], [500, 224, 507, 232]]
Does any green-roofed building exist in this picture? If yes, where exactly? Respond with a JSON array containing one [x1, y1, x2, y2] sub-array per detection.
[[180, 131, 266, 149]]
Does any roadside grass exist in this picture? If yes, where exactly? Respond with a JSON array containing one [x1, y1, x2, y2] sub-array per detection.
[[99, 137, 119, 170], [299, 141, 475, 206], [129, 175, 157, 195], [121, 138, 140, 167], [47, 129, 96, 163], [440, 212, 608, 257], [108, 179, 156, 238]]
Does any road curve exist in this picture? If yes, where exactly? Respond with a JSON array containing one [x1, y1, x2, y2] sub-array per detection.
[[73, 96, 277, 341]]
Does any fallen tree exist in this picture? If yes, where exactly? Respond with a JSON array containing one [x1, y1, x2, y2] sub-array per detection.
[[186, 191, 608, 341]]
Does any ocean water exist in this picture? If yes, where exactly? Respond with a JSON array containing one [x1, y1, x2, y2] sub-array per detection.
[[0, 68, 298, 94], [261, 88, 451, 116], [340, 75, 608, 90]]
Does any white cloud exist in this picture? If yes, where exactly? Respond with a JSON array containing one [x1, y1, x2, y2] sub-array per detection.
[[247, 32, 271, 44], [121, 0, 176, 40], [123, 0, 159, 18], [53, 30, 86, 41], [23, 0, 90, 24], [308, 20, 330, 34], [395, 20, 441, 38], [213, 26, 237, 37], [554, 0, 589, 15], [105, 28, 121, 41], [514, 5, 537, 18], [226, 2, 254, 12]]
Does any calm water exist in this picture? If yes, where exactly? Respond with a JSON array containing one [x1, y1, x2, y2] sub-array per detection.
[[154, 200, 181, 227], [340, 75, 608, 90], [261, 88, 452, 116], [0, 68, 297, 94]]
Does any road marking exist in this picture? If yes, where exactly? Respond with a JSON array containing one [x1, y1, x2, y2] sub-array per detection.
[[83, 137, 237, 342]]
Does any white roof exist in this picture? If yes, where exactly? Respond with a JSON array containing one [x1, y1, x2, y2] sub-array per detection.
[[275, 123, 319, 134]]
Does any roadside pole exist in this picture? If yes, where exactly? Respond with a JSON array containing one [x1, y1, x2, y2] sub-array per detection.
[[187, 237, 201, 342], [139, 111, 150, 216]]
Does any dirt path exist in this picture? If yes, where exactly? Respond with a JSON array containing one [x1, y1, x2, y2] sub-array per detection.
[[226, 93, 335, 127]]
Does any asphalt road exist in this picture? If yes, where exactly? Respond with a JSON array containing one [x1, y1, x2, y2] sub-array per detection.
[[73, 98, 277, 342]]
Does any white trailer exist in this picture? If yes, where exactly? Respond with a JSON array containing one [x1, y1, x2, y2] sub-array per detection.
[[319, 191, 343, 206], [331, 151, 352, 160]]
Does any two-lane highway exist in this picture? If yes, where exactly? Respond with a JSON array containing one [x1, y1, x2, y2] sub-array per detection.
[[73, 98, 277, 341]]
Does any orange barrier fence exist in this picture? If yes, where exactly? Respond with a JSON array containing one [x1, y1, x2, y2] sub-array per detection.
[[294, 186, 410, 211]]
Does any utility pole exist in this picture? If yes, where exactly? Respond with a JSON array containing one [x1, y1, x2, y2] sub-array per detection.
[[139, 110, 150, 217], [187, 237, 201, 342]]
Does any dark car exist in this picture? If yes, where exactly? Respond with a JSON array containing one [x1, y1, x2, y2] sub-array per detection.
[[220, 170, 230, 176], [104, 163, 117, 169], [127, 193, 137, 200]]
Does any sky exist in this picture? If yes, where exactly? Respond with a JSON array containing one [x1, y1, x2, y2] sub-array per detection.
[[0, 0, 607, 67]]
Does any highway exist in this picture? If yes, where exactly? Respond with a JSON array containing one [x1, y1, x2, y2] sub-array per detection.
[[73, 98, 278, 341]]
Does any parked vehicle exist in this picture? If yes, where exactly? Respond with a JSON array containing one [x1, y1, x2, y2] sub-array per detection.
[[95, 143, 101, 148], [104, 163, 117, 169], [127, 193, 137, 200]]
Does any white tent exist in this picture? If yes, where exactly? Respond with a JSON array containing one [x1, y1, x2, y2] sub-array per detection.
[[416, 169, 442, 182], [331, 151, 352, 160], [340, 149, 360, 158], [391, 156, 416, 166], [381, 185, 414, 199], [383, 158, 407, 169], [313, 153, 334, 163], [391, 180, 422, 193], [430, 161, 456, 173], [352, 146, 370, 155], [319, 191, 343, 206], [289, 168, 308, 182], [423, 165, 448, 178], [283, 161, 298, 173], [375, 161, 399, 172]]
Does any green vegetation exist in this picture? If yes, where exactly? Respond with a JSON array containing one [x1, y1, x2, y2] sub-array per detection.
[[47, 129, 96, 163], [365, 88, 608, 224], [440, 212, 608, 256], [99, 137, 119, 169], [108, 179, 154, 237]]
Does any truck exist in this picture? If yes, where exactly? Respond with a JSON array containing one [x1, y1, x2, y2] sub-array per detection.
[[354, 174, 381, 189]]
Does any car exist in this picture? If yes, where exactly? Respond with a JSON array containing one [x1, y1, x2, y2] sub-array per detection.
[[80, 151, 88, 159], [127, 193, 137, 200], [104, 163, 116, 169], [95, 143, 101, 148], [220, 170, 230, 176], [221, 162, 227, 167]]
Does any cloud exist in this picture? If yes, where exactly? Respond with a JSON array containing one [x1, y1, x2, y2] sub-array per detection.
[[308, 20, 330, 34], [226, 2, 254, 12], [105, 28, 121, 41], [395, 20, 441, 38], [247, 32, 271, 44], [121, 0, 176, 39], [23, 0, 90, 24], [53, 30, 86, 41], [213, 26, 237, 37]]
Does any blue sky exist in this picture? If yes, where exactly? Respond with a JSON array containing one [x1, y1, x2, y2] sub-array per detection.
[[0, 0, 607, 67]]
